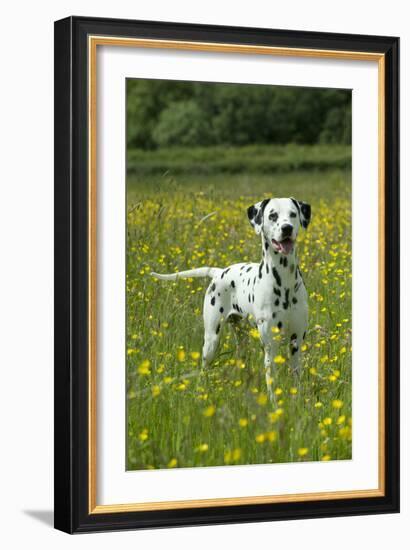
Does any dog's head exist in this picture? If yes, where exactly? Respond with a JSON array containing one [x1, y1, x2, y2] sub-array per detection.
[[247, 197, 311, 255]]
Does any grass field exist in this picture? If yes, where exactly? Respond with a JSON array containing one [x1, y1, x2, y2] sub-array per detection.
[[126, 158, 352, 470], [127, 143, 351, 177]]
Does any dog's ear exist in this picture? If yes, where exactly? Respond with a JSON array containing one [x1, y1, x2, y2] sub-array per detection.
[[247, 199, 270, 235], [290, 198, 311, 230]]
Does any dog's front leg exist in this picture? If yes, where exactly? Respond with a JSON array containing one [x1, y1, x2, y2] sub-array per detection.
[[289, 332, 304, 377], [257, 318, 279, 402]]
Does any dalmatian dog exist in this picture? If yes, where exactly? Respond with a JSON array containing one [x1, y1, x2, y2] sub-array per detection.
[[151, 197, 311, 400]]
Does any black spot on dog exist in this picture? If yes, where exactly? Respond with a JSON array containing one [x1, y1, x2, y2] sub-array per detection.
[[272, 312, 276, 319], [218, 292, 221, 296], [292, 297, 298, 304], [272, 267, 281, 287], [240, 265, 245, 271], [221, 268, 230, 279], [291, 346, 299, 356], [211, 283, 216, 292], [264, 239, 269, 251], [300, 202, 311, 229], [303, 331, 306, 340], [247, 204, 257, 221], [247, 278, 250, 286], [231, 280, 235, 288], [294, 281, 301, 292], [274, 287, 281, 297], [252, 294, 255, 303], [211, 296, 216, 306], [291, 333, 297, 341], [266, 263, 269, 274], [248, 294, 251, 302], [277, 321, 282, 329], [219, 307, 224, 314], [253, 198, 270, 226], [291, 198, 301, 213], [258, 262, 263, 279], [246, 266, 252, 272], [280, 257, 283, 266], [275, 298, 280, 306], [216, 324, 220, 334], [283, 288, 290, 310], [283, 258, 288, 268], [290, 263, 295, 274]]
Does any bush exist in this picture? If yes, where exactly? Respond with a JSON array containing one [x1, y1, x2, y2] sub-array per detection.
[[127, 80, 352, 149], [152, 100, 213, 147]]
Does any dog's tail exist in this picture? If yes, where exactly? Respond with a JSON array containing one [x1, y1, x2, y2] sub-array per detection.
[[151, 267, 222, 281]]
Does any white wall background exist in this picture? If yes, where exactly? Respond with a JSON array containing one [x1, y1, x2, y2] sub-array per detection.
[[0, 0, 407, 547]]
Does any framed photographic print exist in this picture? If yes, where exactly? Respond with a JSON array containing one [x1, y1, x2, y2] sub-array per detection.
[[54, 16, 400, 533]]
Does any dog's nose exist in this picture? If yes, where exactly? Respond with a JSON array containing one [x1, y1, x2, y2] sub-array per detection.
[[281, 223, 293, 237]]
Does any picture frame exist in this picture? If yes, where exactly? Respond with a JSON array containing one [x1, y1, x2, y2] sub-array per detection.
[[54, 15, 400, 533]]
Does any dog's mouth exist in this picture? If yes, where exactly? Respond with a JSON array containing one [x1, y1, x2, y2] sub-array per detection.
[[272, 238, 294, 255]]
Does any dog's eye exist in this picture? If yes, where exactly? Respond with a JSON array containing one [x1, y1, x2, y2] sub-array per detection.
[[290, 212, 297, 218], [269, 212, 278, 222]]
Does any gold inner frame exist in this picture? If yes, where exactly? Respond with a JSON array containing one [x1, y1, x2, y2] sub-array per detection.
[[88, 36, 386, 514]]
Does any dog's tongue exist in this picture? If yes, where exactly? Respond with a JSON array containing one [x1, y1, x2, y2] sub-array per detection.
[[279, 239, 293, 255]]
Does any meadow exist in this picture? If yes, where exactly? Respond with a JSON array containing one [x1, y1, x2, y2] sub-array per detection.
[[126, 150, 352, 471]]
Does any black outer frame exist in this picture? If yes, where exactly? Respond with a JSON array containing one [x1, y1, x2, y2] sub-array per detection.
[[54, 16, 400, 534]]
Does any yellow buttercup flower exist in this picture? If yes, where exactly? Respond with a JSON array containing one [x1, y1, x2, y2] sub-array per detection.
[[177, 349, 186, 362], [232, 448, 241, 461], [332, 399, 343, 409], [167, 458, 178, 468], [139, 429, 148, 442], [249, 328, 260, 339], [138, 360, 151, 375], [203, 405, 216, 417], [274, 355, 286, 365], [257, 393, 268, 406], [239, 418, 248, 427], [298, 447, 309, 457], [266, 431, 277, 442], [339, 426, 352, 440]]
